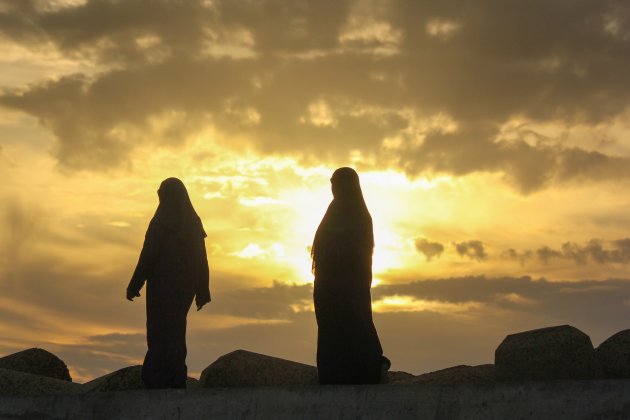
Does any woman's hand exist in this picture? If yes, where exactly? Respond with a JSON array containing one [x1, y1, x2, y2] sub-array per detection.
[[126, 289, 141, 301], [195, 296, 211, 311]]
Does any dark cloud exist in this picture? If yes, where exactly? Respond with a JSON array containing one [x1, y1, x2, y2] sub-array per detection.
[[396, 131, 630, 193], [535, 246, 563, 264], [212, 280, 313, 319], [502, 248, 533, 266], [53, 333, 146, 381], [414, 237, 444, 261], [510, 238, 630, 266], [452, 238, 630, 266], [0, 0, 352, 60], [372, 276, 630, 331], [2, 0, 630, 189], [453, 240, 487, 261]]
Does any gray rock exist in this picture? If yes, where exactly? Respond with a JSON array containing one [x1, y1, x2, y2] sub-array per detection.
[[495, 325, 597, 381], [200, 349, 318, 387], [0, 348, 72, 382], [0, 368, 81, 396], [83, 365, 200, 392], [83, 365, 144, 392], [387, 370, 415, 383], [596, 329, 630, 379], [391, 365, 495, 385], [186, 377, 200, 389]]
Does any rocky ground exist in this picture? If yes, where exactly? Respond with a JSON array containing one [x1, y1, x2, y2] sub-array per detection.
[[0, 324, 628, 397]]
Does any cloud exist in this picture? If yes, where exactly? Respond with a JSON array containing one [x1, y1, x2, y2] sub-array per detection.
[[414, 237, 444, 261], [453, 240, 487, 261], [444, 238, 630, 267], [373, 275, 630, 321], [507, 238, 630, 266], [52, 333, 146, 382], [1, 0, 630, 191], [211, 280, 313, 319], [502, 248, 534, 266]]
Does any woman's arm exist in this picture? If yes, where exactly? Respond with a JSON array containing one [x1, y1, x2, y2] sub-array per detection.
[[195, 239, 211, 310], [127, 221, 163, 298]]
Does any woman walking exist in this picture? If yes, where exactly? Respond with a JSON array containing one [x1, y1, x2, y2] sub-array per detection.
[[127, 177, 211, 389], [311, 167, 388, 384]]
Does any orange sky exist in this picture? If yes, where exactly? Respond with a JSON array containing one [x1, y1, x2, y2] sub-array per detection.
[[1, 0, 630, 382]]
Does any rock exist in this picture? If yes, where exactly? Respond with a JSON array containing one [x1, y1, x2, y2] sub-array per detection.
[[391, 365, 495, 385], [83, 365, 144, 392], [200, 349, 318, 387], [83, 365, 200, 391], [387, 370, 415, 383], [495, 325, 597, 381], [0, 348, 72, 382], [596, 329, 630, 379], [186, 377, 201, 389], [0, 368, 81, 396]]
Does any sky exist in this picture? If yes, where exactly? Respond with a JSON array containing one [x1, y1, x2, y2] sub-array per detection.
[[1, 0, 630, 383]]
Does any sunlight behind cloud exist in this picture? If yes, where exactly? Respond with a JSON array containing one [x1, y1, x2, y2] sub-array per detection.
[[339, 19, 402, 55], [202, 27, 257, 59], [233, 243, 265, 259], [33, 0, 87, 12], [301, 99, 338, 127], [425, 19, 462, 39], [372, 295, 481, 314]]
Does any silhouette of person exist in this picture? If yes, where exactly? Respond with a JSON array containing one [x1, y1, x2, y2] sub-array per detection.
[[311, 167, 388, 384], [127, 177, 210, 389]]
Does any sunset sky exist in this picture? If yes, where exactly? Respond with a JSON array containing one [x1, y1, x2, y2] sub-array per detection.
[[1, 0, 630, 382]]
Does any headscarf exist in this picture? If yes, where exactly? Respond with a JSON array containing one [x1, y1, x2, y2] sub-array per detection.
[[152, 177, 206, 243], [311, 167, 374, 273]]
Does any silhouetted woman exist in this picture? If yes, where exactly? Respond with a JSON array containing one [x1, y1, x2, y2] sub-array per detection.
[[311, 167, 387, 384], [127, 177, 210, 389]]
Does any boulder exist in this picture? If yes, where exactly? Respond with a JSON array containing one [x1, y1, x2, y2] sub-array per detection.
[[186, 377, 201, 389], [83, 365, 200, 392], [200, 349, 318, 387], [83, 365, 144, 392], [495, 325, 597, 381], [391, 365, 495, 385], [596, 329, 630, 379], [0, 348, 71, 382], [386, 370, 415, 383], [0, 368, 81, 396]]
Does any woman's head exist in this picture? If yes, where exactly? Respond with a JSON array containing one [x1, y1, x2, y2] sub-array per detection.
[[154, 177, 206, 239], [311, 167, 373, 272], [158, 177, 189, 205], [331, 167, 362, 200]]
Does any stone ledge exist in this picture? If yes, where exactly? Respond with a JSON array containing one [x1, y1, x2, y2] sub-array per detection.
[[1, 380, 629, 420]]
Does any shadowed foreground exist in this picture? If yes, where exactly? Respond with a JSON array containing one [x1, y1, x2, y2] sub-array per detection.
[[1, 381, 630, 420]]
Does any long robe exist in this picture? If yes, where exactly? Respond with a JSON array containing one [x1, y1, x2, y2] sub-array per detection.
[[128, 210, 210, 389], [312, 168, 384, 385]]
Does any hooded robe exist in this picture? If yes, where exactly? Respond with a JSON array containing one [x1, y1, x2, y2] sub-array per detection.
[[127, 177, 210, 389], [311, 167, 385, 384]]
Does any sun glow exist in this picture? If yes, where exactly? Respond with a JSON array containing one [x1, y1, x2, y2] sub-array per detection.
[[372, 295, 481, 314], [261, 169, 453, 282], [271, 173, 331, 283]]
